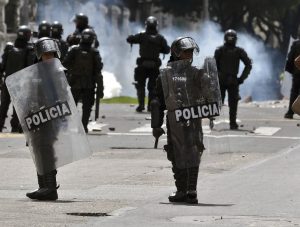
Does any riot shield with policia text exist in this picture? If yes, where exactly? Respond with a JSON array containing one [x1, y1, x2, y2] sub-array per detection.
[[6, 58, 92, 175], [160, 57, 221, 169]]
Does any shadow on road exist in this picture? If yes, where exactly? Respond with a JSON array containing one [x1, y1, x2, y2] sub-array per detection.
[[160, 202, 234, 207]]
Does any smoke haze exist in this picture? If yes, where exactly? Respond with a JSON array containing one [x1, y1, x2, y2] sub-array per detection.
[[36, 0, 283, 101]]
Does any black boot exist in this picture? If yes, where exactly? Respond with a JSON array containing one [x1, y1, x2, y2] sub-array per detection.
[[284, 111, 293, 119], [168, 167, 187, 202], [186, 166, 199, 204], [26, 173, 45, 199], [26, 170, 58, 201]]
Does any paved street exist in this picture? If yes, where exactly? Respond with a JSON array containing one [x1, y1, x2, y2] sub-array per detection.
[[0, 101, 300, 226]]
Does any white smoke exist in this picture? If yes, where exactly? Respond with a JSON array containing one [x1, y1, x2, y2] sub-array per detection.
[[161, 21, 282, 101], [36, 1, 282, 100]]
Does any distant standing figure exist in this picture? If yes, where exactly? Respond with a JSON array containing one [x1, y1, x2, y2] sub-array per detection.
[[67, 13, 99, 48], [63, 28, 104, 133], [51, 21, 69, 61], [214, 29, 252, 129], [127, 16, 170, 112]]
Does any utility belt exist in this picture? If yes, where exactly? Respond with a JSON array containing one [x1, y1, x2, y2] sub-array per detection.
[[137, 57, 161, 68]]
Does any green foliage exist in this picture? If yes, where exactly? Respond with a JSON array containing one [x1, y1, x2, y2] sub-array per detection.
[[102, 96, 148, 104]]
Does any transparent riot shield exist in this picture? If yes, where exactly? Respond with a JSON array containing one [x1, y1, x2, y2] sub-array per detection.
[[6, 58, 92, 175], [201, 57, 222, 109], [160, 58, 222, 169]]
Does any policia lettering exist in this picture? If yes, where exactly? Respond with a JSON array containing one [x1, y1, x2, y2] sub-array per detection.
[[25, 101, 71, 131], [175, 102, 219, 122]]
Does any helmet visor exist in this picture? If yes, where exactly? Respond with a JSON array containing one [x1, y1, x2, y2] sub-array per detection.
[[172, 37, 199, 57], [35, 39, 61, 60]]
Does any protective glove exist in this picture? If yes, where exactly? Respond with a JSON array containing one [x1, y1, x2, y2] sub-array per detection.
[[237, 77, 244, 85], [152, 127, 165, 138]]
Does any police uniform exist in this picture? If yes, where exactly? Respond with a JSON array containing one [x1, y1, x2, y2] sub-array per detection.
[[66, 13, 99, 48], [0, 29, 35, 132], [63, 29, 103, 132], [151, 37, 220, 204], [284, 39, 300, 118], [51, 21, 69, 61], [127, 16, 170, 112], [214, 29, 252, 129]]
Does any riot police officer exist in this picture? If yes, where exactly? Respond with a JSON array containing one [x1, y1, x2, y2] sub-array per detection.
[[214, 29, 252, 129], [51, 21, 68, 61], [63, 28, 104, 133], [66, 13, 99, 48], [284, 38, 300, 119], [151, 37, 221, 204], [0, 25, 35, 132], [26, 37, 61, 201], [127, 16, 170, 112], [38, 20, 51, 38]]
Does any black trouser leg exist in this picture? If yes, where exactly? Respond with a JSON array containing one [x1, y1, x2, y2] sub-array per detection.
[[173, 166, 188, 193], [136, 87, 145, 110], [134, 67, 147, 112], [219, 84, 226, 104], [147, 69, 159, 111], [81, 89, 95, 132], [228, 85, 239, 127], [287, 77, 300, 115], [10, 108, 22, 133], [186, 166, 199, 204], [0, 86, 11, 131], [187, 166, 199, 192], [168, 165, 188, 202]]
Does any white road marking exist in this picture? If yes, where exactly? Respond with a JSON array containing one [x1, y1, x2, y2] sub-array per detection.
[[88, 122, 108, 131], [253, 127, 281, 136], [0, 133, 24, 138], [130, 123, 152, 132], [130, 124, 166, 133], [213, 119, 242, 125], [107, 132, 153, 136], [202, 125, 211, 134]]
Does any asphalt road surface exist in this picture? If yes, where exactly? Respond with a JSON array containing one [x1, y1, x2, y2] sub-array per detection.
[[0, 101, 300, 226]]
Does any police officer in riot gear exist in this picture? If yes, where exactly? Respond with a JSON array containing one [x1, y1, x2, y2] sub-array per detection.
[[63, 28, 104, 133], [284, 38, 300, 119], [38, 20, 51, 38], [0, 25, 35, 132], [214, 29, 252, 129], [51, 21, 68, 61], [127, 16, 170, 112], [26, 37, 61, 200], [67, 13, 99, 48], [151, 37, 221, 204]]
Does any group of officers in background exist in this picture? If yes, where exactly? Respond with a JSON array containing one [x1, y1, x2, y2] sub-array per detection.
[[0, 13, 104, 133], [0, 14, 255, 203]]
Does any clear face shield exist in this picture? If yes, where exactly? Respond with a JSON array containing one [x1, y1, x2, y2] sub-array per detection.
[[172, 37, 200, 58], [35, 39, 61, 60]]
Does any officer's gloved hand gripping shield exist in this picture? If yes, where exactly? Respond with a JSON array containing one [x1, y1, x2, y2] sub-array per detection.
[[6, 58, 92, 175]]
